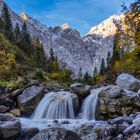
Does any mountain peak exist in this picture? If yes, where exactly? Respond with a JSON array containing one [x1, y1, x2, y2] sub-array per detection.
[[61, 23, 70, 30], [87, 14, 123, 37], [21, 12, 29, 20]]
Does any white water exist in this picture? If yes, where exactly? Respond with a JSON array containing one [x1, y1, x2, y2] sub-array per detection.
[[81, 87, 103, 120], [32, 91, 78, 119], [21, 88, 103, 132]]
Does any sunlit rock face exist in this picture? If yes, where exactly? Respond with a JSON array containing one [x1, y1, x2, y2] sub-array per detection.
[[83, 15, 125, 72], [21, 12, 28, 20], [0, 1, 136, 78], [87, 15, 123, 37]]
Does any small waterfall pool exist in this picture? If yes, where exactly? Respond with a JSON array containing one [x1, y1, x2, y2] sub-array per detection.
[[20, 88, 104, 131]]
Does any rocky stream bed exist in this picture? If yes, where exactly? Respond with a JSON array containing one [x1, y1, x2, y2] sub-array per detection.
[[0, 73, 140, 140]]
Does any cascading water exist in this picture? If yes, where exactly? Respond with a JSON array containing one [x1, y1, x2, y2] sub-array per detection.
[[81, 87, 103, 120], [32, 91, 78, 119], [20, 87, 104, 132]]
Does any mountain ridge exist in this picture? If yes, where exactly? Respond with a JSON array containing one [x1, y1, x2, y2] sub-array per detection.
[[0, 0, 135, 78]]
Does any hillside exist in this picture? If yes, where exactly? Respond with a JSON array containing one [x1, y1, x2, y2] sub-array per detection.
[[0, 1, 138, 79]]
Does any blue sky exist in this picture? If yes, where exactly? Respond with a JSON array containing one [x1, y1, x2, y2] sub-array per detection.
[[5, 0, 135, 36]]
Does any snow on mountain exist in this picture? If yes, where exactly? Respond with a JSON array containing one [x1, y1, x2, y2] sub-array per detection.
[[88, 15, 123, 37]]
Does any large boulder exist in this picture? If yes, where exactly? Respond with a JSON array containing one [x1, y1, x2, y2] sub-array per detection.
[[97, 85, 140, 120], [17, 128, 39, 140], [0, 113, 21, 139], [70, 83, 91, 97], [1, 89, 23, 100], [9, 108, 21, 117], [0, 105, 9, 113], [70, 83, 91, 105], [31, 128, 82, 140], [0, 98, 16, 108], [116, 73, 140, 92], [18, 85, 45, 115], [107, 112, 140, 139]]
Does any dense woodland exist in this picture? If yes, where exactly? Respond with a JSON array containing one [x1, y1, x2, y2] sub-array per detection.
[[0, 1, 140, 89], [0, 3, 72, 89]]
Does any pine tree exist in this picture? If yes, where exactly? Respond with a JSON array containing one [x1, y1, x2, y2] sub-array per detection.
[[93, 67, 98, 78], [47, 48, 59, 73], [78, 68, 83, 81], [92, 66, 98, 84], [35, 38, 46, 70], [1, 3, 13, 40], [83, 72, 92, 84], [100, 58, 106, 75], [14, 23, 20, 44], [106, 52, 111, 67], [83, 72, 90, 83], [20, 23, 31, 52], [105, 52, 113, 83], [49, 48, 55, 62]]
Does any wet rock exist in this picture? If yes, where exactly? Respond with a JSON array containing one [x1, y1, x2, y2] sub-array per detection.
[[0, 105, 9, 113], [127, 134, 139, 140], [61, 120, 70, 124], [110, 116, 132, 125], [18, 85, 45, 115], [97, 85, 140, 120], [45, 82, 62, 92], [76, 124, 95, 138], [29, 80, 39, 86], [18, 128, 39, 140], [31, 128, 82, 140], [76, 125, 97, 140], [0, 98, 16, 108], [116, 134, 124, 140], [123, 124, 139, 136], [133, 118, 140, 125], [94, 123, 118, 139], [0, 113, 21, 139], [9, 108, 21, 117], [2, 89, 23, 100], [117, 122, 130, 133], [70, 83, 91, 97], [116, 73, 140, 92], [4, 112, 14, 117], [54, 120, 59, 124]]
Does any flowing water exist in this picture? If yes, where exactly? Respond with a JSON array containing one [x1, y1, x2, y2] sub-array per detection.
[[32, 91, 78, 119], [81, 87, 103, 120], [20, 88, 104, 132]]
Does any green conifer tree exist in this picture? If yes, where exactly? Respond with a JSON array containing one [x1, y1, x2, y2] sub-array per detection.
[[78, 68, 83, 81], [100, 58, 106, 76], [14, 23, 20, 44], [1, 3, 13, 40], [35, 38, 46, 70], [93, 67, 98, 78], [49, 48, 55, 62], [20, 23, 31, 52]]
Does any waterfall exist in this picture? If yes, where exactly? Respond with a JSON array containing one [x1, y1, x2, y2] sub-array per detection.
[[81, 87, 103, 120], [32, 91, 78, 119]]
